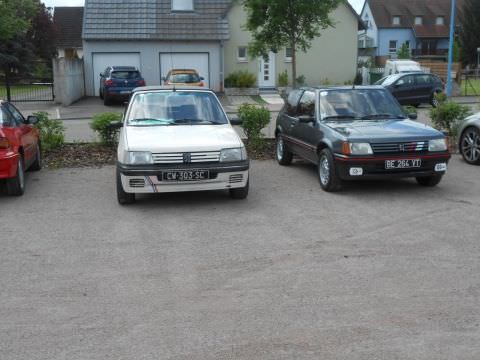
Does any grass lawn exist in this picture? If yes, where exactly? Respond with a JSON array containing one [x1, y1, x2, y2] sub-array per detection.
[[0, 85, 50, 98], [460, 79, 480, 96]]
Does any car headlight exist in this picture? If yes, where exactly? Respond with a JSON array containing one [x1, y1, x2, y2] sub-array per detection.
[[429, 138, 447, 152], [126, 151, 153, 165], [343, 142, 373, 155], [220, 147, 247, 162]]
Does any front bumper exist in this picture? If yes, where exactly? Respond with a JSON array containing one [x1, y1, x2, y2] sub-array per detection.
[[0, 152, 19, 179], [334, 153, 451, 180], [117, 160, 249, 194]]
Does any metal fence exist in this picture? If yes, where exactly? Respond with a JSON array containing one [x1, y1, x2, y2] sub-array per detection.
[[0, 77, 55, 102], [461, 70, 480, 96]]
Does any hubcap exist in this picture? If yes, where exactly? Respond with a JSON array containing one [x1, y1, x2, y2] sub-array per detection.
[[277, 137, 284, 160], [319, 156, 330, 185], [18, 159, 24, 189], [462, 129, 480, 162]]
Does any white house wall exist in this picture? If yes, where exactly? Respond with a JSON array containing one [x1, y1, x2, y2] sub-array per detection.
[[83, 41, 221, 96]]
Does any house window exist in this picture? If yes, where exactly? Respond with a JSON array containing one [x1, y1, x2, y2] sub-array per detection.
[[405, 40, 410, 49], [436, 16, 445, 25], [392, 16, 400, 25], [237, 47, 248, 62], [389, 40, 398, 53], [285, 47, 293, 62], [172, 0, 194, 11], [415, 16, 423, 25]]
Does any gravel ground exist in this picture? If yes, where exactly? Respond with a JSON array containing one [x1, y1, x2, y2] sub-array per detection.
[[1, 157, 479, 359]]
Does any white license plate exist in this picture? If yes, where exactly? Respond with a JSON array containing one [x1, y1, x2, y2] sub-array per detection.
[[162, 170, 209, 182], [385, 159, 421, 169]]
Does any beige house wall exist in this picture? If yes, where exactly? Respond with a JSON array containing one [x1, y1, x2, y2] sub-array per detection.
[[224, 3, 359, 87]]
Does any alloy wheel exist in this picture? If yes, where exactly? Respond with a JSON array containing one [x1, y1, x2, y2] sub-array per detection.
[[461, 129, 480, 162], [319, 155, 330, 185], [276, 137, 284, 161]]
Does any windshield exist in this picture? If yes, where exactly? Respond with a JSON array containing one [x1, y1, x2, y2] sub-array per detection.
[[170, 73, 201, 83], [127, 91, 228, 126], [319, 89, 405, 121], [375, 74, 401, 86], [112, 71, 141, 79]]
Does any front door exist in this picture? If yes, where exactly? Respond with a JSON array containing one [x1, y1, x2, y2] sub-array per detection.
[[258, 52, 276, 88]]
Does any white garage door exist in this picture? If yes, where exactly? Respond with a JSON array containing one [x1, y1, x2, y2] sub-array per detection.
[[160, 53, 210, 88], [92, 53, 141, 96]]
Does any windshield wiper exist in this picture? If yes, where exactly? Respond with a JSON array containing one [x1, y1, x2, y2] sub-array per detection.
[[361, 114, 405, 120], [323, 115, 360, 121], [174, 118, 221, 125], [129, 118, 175, 125]]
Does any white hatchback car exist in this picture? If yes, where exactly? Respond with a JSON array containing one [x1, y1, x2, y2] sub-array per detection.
[[115, 87, 249, 204]]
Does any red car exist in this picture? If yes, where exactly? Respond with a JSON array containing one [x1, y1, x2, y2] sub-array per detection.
[[0, 101, 41, 196]]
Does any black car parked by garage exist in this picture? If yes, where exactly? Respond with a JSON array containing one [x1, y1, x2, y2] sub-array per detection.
[[275, 86, 451, 192], [375, 72, 444, 107]]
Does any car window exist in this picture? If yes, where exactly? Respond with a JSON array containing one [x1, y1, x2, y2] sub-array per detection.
[[111, 71, 141, 80], [0, 106, 14, 127], [297, 91, 316, 117], [395, 75, 415, 87], [416, 74, 432, 85], [127, 91, 228, 126], [169, 73, 200, 83], [285, 90, 303, 116], [378, 74, 402, 86], [5, 103, 25, 126]]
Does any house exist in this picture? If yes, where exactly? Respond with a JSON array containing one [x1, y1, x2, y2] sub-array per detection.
[[54, 7, 84, 59], [358, 0, 462, 63], [82, 0, 363, 96]]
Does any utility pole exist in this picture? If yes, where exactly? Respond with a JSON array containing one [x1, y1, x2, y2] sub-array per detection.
[[446, 0, 457, 97]]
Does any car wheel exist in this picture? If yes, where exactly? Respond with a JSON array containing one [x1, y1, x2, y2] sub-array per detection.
[[318, 149, 342, 192], [29, 143, 42, 171], [416, 174, 443, 187], [116, 168, 135, 205], [276, 134, 293, 166], [6, 156, 25, 196], [230, 179, 249, 199], [104, 94, 111, 106], [431, 92, 441, 108], [460, 126, 480, 165]]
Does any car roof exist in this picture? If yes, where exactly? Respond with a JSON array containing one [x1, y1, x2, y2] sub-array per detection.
[[132, 86, 213, 93], [299, 85, 386, 91]]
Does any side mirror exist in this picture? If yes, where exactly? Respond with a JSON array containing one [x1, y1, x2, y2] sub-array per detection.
[[229, 115, 242, 126], [27, 115, 39, 125], [298, 115, 315, 123], [408, 113, 418, 120], [107, 121, 124, 130]]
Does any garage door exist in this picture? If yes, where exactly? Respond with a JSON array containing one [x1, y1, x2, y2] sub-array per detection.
[[92, 53, 141, 96], [160, 53, 210, 88]]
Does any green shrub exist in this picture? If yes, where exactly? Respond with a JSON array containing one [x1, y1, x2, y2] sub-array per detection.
[[430, 100, 471, 139], [402, 105, 417, 115], [33, 112, 65, 151], [225, 71, 257, 88], [90, 112, 122, 146], [296, 75, 306, 86], [278, 70, 289, 87], [238, 103, 270, 151]]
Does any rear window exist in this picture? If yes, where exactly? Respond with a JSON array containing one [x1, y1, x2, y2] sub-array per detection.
[[111, 71, 141, 79], [169, 73, 201, 83]]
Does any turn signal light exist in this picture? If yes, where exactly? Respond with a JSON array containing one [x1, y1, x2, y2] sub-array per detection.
[[341, 142, 351, 155], [0, 137, 10, 149]]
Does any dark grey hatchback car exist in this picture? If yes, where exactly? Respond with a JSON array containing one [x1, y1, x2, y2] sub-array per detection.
[[275, 86, 451, 192]]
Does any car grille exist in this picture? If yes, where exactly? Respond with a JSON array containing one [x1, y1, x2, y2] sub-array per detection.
[[229, 174, 244, 184], [129, 178, 146, 188], [151, 151, 221, 164], [371, 141, 429, 154]]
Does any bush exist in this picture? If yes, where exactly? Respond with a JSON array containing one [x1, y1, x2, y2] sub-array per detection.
[[225, 71, 257, 88], [238, 103, 270, 151], [90, 112, 122, 146], [33, 112, 65, 151], [430, 100, 471, 139], [278, 70, 289, 87], [296, 75, 306, 86], [402, 105, 417, 115]]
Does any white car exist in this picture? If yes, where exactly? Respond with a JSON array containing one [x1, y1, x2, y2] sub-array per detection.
[[115, 87, 249, 204]]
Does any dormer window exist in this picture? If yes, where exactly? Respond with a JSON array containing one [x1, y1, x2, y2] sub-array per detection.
[[392, 16, 401, 25], [172, 0, 194, 12], [415, 16, 423, 25], [436, 16, 445, 25]]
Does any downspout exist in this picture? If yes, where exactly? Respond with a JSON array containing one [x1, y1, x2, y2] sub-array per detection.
[[220, 40, 225, 93]]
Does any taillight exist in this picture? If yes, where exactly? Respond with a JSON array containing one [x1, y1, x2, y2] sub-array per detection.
[[199, 82, 204, 87], [137, 79, 146, 86], [0, 137, 10, 149], [105, 79, 113, 86]]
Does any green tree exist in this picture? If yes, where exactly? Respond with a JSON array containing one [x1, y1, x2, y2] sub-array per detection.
[[0, 0, 37, 42], [243, 0, 342, 87], [397, 42, 411, 59], [460, 0, 480, 66]]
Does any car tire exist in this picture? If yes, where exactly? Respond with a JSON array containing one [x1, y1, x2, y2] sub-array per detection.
[[460, 126, 480, 165], [416, 174, 443, 187], [116, 168, 135, 205], [318, 149, 342, 192], [230, 179, 249, 199], [276, 134, 293, 166], [29, 143, 42, 171], [6, 156, 25, 196], [431, 92, 441, 108], [104, 94, 111, 106]]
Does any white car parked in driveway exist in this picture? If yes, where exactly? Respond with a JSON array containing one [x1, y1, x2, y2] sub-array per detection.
[[115, 86, 249, 204]]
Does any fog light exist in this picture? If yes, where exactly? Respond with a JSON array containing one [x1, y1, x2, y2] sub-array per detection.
[[349, 167, 363, 176], [435, 163, 447, 172]]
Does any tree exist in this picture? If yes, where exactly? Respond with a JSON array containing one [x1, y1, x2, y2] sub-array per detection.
[[27, 1, 57, 63], [397, 42, 411, 59], [0, 0, 37, 42], [243, 0, 342, 87], [459, 0, 480, 66]]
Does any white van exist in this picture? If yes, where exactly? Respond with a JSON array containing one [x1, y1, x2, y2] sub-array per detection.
[[384, 60, 422, 76]]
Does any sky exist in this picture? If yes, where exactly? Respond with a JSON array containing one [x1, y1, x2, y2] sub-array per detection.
[[43, 0, 365, 14]]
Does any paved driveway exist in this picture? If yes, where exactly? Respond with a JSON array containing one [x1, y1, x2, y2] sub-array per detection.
[[1, 157, 480, 359]]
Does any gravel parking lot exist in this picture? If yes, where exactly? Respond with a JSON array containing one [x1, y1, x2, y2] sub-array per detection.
[[1, 157, 480, 359]]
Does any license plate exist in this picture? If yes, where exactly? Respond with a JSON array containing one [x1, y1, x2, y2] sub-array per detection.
[[385, 159, 422, 169], [162, 170, 209, 182]]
